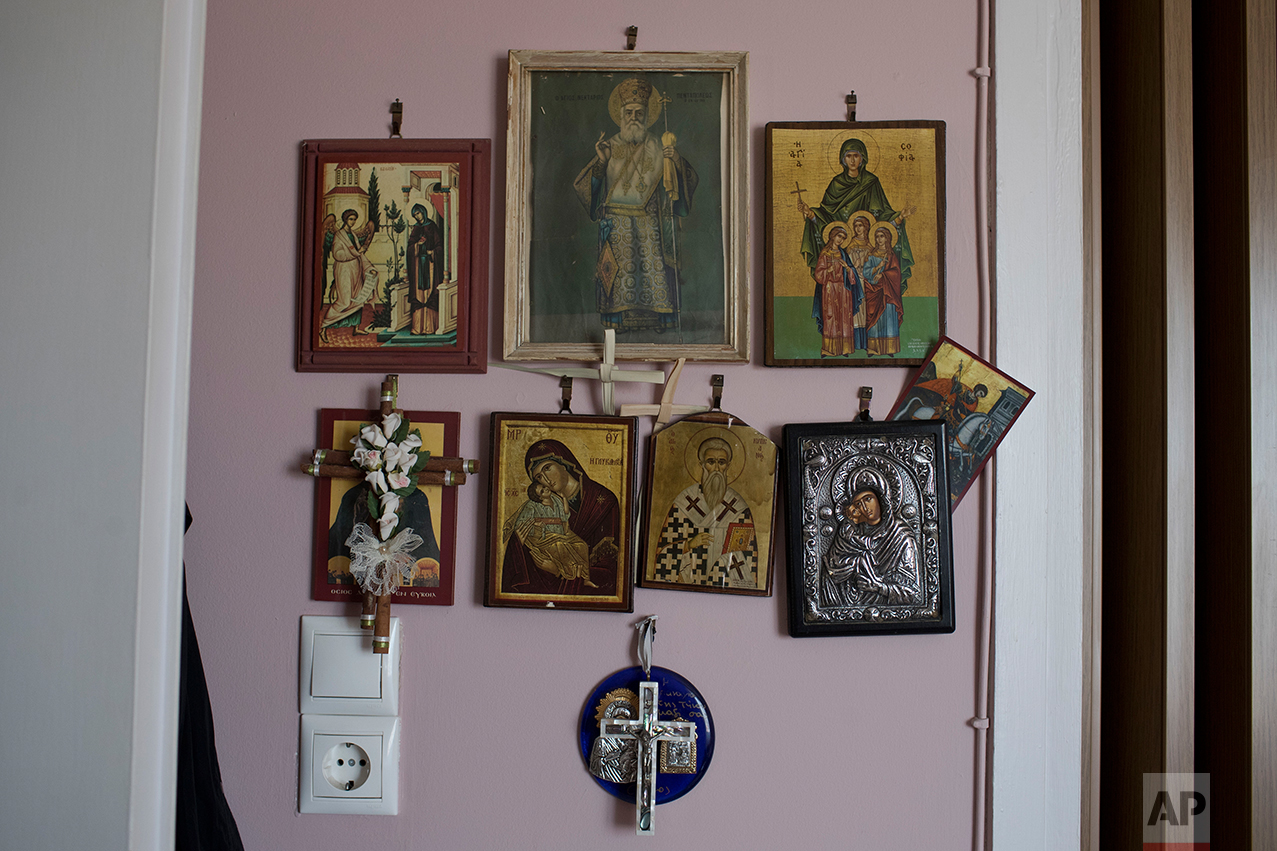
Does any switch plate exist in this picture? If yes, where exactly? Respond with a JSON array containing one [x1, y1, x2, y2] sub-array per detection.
[[300, 615, 399, 715], [299, 714, 400, 815]]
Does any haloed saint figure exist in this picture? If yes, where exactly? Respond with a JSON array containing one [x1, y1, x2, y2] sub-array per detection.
[[407, 203, 443, 336], [798, 138, 915, 358], [821, 468, 921, 608], [653, 436, 757, 588], [321, 209, 379, 340], [500, 439, 621, 596], [573, 77, 698, 335]]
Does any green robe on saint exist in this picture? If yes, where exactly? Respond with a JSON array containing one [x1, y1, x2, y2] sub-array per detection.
[[800, 138, 914, 291]]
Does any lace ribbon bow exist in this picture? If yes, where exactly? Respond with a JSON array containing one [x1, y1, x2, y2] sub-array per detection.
[[345, 522, 423, 596]]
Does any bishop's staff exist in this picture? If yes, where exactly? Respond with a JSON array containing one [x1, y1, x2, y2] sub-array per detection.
[[658, 91, 683, 341]]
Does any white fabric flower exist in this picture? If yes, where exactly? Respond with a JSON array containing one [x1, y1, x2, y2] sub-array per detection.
[[383, 442, 405, 471], [362, 449, 383, 471], [381, 412, 402, 439], [377, 505, 399, 540], [387, 471, 410, 490], [360, 424, 387, 449], [401, 432, 423, 451], [379, 491, 401, 516], [365, 469, 387, 494], [351, 446, 371, 468], [398, 452, 417, 473]]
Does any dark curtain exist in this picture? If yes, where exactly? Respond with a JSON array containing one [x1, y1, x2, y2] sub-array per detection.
[[175, 507, 244, 851]]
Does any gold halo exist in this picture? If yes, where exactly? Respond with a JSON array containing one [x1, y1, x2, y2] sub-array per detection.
[[822, 220, 850, 246], [594, 688, 638, 723], [683, 427, 746, 484], [607, 80, 663, 129], [871, 220, 898, 248], [848, 211, 875, 238]]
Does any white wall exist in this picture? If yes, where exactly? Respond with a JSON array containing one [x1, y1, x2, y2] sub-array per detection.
[[0, 0, 203, 848], [993, 0, 1088, 848]]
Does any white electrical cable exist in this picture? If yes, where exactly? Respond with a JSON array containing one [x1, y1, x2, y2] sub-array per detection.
[[972, 0, 995, 848]]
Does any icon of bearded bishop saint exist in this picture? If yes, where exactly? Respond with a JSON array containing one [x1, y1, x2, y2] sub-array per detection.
[[573, 77, 698, 336], [652, 433, 757, 588]]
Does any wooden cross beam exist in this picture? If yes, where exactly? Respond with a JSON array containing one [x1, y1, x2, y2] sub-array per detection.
[[599, 680, 696, 836]]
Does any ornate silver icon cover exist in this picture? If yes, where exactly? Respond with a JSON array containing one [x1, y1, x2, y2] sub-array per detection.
[[782, 420, 955, 636]]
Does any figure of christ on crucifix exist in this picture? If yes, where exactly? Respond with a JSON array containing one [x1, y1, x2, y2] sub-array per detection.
[[598, 680, 697, 836]]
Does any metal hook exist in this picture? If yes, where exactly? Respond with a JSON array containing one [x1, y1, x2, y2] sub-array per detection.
[[390, 99, 403, 138], [711, 375, 724, 411], [559, 375, 574, 414], [625, 26, 638, 50], [857, 386, 873, 421], [845, 91, 857, 122]]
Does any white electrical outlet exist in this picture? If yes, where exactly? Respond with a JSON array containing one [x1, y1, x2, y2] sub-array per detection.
[[314, 735, 380, 797], [299, 714, 400, 815]]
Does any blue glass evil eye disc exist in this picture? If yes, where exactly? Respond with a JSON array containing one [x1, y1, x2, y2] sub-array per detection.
[[578, 665, 714, 804]]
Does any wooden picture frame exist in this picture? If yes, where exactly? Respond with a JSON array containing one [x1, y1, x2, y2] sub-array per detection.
[[312, 408, 459, 605], [638, 412, 778, 596], [297, 139, 490, 373], [764, 121, 946, 367], [484, 412, 638, 611], [888, 336, 1035, 508], [504, 50, 749, 363], [782, 419, 954, 636]]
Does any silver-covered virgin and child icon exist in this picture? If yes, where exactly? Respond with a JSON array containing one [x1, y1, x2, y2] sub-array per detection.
[[783, 419, 955, 636]]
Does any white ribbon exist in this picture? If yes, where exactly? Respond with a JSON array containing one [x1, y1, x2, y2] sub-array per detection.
[[635, 615, 658, 677], [345, 522, 423, 596]]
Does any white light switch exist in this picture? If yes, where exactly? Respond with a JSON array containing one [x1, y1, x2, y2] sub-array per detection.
[[300, 615, 399, 715], [312, 633, 381, 698]]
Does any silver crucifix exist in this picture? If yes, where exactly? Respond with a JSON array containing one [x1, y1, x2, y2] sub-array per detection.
[[599, 679, 696, 835]]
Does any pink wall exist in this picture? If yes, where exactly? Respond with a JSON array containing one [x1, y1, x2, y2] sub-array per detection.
[[186, 0, 984, 846]]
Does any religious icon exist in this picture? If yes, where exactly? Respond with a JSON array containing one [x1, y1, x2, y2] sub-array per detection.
[[782, 420, 955, 636], [587, 688, 640, 783], [764, 121, 946, 367], [639, 413, 779, 595], [578, 616, 714, 836], [484, 412, 637, 611], [504, 50, 749, 362], [889, 336, 1035, 507], [297, 139, 490, 373], [309, 406, 463, 607]]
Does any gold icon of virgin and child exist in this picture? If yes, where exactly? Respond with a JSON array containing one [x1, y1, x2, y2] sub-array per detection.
[[485, 415, 634, 611]]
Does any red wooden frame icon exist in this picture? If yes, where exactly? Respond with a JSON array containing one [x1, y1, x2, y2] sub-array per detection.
[[297, 139, 490, 373], [311, 408, 459, 606]]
